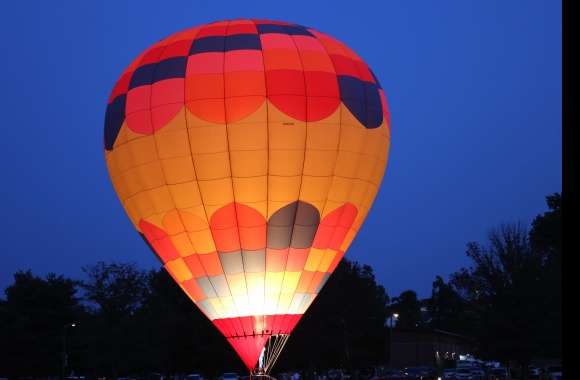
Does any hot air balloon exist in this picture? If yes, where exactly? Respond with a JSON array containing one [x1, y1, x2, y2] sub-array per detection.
[[104, 19, 390, 374]]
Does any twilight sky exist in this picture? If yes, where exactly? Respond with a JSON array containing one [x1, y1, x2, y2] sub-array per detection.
[[0, 0, 561, 298]]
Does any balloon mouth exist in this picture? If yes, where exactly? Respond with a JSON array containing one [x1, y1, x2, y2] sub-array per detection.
[[215, 314, 301, 371]]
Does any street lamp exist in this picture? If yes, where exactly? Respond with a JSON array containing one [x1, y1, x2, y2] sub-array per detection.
[[388, 313, 399, 367], [62, 322, 77, 380]]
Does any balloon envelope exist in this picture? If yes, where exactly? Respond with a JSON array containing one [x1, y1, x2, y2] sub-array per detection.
[[104, 19, 390, 371]]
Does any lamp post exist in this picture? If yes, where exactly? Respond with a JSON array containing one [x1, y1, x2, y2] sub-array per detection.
[[388, 313, 399, 368], [62, 322, 77, 380]]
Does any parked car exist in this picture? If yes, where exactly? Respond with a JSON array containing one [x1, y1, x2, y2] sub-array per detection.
[[488, 368, 509, 380], [218, 373, 239, 380], [469, 368, 485, 380], [185, 374, 205, 380], [442, 369, 456, 379], [545, 366, 562, 380], [454, 368, 472, 380], [402, 366, 437, 379]]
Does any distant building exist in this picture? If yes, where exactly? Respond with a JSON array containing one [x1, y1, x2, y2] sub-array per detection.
[[388, 328, 475, 368]]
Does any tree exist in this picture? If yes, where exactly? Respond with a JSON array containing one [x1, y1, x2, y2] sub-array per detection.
[[427, 275, 472, 333], [0, 271, 84, 377], [389, 290, 423, 329], [449, 220, 559, 378], [80, 262, 149, 377]]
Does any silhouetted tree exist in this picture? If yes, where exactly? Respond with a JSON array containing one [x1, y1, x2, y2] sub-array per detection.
[[0, 271, 84, 377], [389, 290, 423, 329]]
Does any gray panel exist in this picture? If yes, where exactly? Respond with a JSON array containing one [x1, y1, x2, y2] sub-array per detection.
[[242, 249, 266, 272], [209, 275, 231, 297], [197, 277, 217, 298], [291, 224, 318, 249], [268, 201, 298, 226], [294, 201, 320, 226], [219, 251, 244, 274], [267, 225, 293, 249]]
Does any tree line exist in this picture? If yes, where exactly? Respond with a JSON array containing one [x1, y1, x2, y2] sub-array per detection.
[[0, 193, 561, 378]]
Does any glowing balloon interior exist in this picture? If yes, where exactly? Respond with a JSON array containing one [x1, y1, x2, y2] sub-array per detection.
[[104, 19, 390, 372]]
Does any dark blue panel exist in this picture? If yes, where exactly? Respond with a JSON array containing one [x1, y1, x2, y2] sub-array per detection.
[[338, 75, 365, 103], [366, 106, 383, 129], [104, 94, 126, 150], [153, 56, 187, 81], [365, 82, 382, 110], [338, 75, 383, 128], [129, 63, 156, 89], [256, 24, 287, 34], [225, 34, 261, 51], [285, 25, 314, 36], [189, 36, 225, 54]]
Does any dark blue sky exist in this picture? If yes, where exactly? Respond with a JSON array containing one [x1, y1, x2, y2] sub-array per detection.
[[0, 1, 561, 298]]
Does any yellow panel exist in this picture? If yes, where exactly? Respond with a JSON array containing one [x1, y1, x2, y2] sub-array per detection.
[[300, 176, 332, 202], [334, 150, 361, 178], [357, 156, 378, 182], [162, 209, 185, 234], [170, 232, 195, 257], [135, 161, 166, 190], [307, 122, 340, 150], [119, 168, 142, 199], [265, 272, 284, 295], [338, 122, 367, 153], [155, 129, 190, 159], [268, 122, 306, 150], [349, 179, 370, 206], [281, 271, 301, 294], [304, 248, 325, 271], [276, 293, 293, 314], [303, 149, 337, 176], [268, 175, 301, 202], [318, 250, 337, 272], [246, 272, 265, 296], [236, 100, 268, 124], [168, 181, 202, 208], [129, 191, 156, 220], [229, 150, 268, 177], [233, 176, 267, 203], [197, 178, 234, 206], [227, 122, 268, 151], [165, 258, 192, 282], [188, 229, 216, 254], [264, 293, 279, 315], [147, 186, 175, 214], [188, 125, 228, 154], [127, 136, 158, 167], [180, 206, 209, 231], [209, 298, 226, 318], [193, 152, 231, 180], [327, 176, 354, 203], [269, 150, 305, 176], [161, 156, 196, 184], [227, 273, 247, 296], [233, 294, 250, 316]]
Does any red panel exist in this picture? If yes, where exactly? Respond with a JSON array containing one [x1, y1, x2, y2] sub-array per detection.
[[239, 225, 266, 251], [160, 39, 193, 59], [151, 78, 184, 108], [307, 97, 340, 121], [151, 237, 180, 262], [198, 252, 223, 276], [266, 70, 305, 95], [266, 248, 288, 272], [183, 254, 206, 278], [286, 248, 309, 271], [212, 226, 241, 252], [182, 278, 205, 301], [330, 55, 360, 78], [151, 103, 182, 132], [268, 95, 307, 121], [227, 335, 269, 370]]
